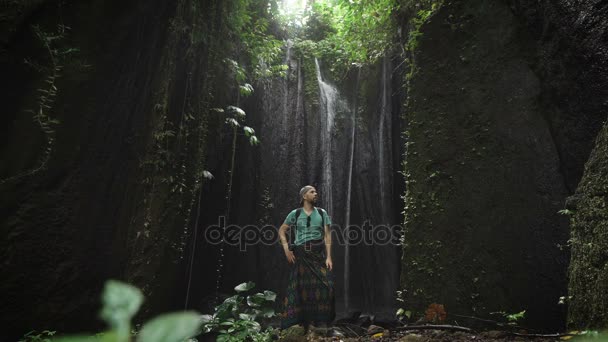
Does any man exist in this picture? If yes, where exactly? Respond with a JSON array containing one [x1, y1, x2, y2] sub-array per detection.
[[278, 185, 335, 333]]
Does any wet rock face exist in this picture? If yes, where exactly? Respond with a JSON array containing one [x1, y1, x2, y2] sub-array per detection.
[[508, 0, 608, 192], [400, 0, 608, 330], [1, 0, 217, 339], [510, 0, 608, 329], [399, 0, 605, 329]]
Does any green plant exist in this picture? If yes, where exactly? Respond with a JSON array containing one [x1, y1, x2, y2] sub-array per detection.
[[490, 309, 526, 325], [210, 57, 261, 296], [505, 310, 526, 323], [406, 3, 442, 53], [50, 280, 202, 342], [201, 282, 277, 342], [1, 24, 77, 185], [19, 330, 57, 342], [395, 308, 412, 321]]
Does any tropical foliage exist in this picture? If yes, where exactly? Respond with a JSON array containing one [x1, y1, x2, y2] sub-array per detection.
[[201, 281, 278, 342]]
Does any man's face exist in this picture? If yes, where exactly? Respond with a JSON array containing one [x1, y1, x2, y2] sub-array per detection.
[[305, 188, 318, 203]]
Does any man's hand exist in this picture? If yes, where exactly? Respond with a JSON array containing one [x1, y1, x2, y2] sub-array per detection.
[[325, 257, 333, 271], [285, 250, 296, 264]]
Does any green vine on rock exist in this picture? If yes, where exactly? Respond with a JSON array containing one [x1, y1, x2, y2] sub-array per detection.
[[1, 24, 76, 186]]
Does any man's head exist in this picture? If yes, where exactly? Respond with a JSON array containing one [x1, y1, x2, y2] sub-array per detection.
[[299, 185, 317, 206]]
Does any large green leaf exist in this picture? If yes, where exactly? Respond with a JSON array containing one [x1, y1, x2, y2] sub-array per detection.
[[246, 293, 266, 307], [260, 307, 275, 318], [99, 280, 143, 339], [243, 126, 255, 137], [249, 135, 260, 146], [226, 106, 246, 119], [239, 83, 254, 96], [136, 311, 202, 342], [238, 313, 255, 321], [234, 281, 255, 292], [214, 296, 240, 320], [263, 290, 276, 302]]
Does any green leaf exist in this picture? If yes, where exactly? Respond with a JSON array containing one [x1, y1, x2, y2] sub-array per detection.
[[99, 280, 143, 339], [243, 126, 255, 137], [227, 106, 246, 119], [239, 83, 254, 96], [263, 290, 276, 302], [506, 310, 526, 322], [136, 311, 202, 342], [249, 136, 260, 146], [249, 321, 262, 333], [239, 313, 255, 321], [200, 314, 213, 323], [215, 296, 240, 320], [234, 281, 255, 292], [202, 170, 214, 180], [247, 293, 266, 307], [260, 307, 275, 318], [225, 118, 240, 128]]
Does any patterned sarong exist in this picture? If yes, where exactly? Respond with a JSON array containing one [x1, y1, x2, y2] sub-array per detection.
[[280, 239, 335, 329]]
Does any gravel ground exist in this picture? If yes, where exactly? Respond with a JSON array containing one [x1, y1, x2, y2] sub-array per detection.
[[279, 325, 570, 342]]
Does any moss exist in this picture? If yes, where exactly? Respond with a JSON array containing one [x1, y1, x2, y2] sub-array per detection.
[[567, 123, 608, 329], [399, 0, 570, 328]]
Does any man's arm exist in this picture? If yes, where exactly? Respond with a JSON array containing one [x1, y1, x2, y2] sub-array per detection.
[[279, 223, 296, 263], [324, 224, 332, 271]]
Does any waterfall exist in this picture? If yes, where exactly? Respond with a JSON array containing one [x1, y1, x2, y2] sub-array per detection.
[[370, 55, 398, 317], [378, 55, 393, 223], [314, 59, 337, 216], [343, 68, 360, 312]]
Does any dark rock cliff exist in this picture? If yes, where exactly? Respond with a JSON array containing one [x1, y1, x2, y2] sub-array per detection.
[[567, 123, 608, 329], [508, 0, 608, 329], [400, 0, 608, 329], [0, 0, 226, 339]]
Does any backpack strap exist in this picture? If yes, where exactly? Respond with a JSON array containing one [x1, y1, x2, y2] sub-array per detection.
[[317, 208, 325, 228], [289, 208, 302, 250]]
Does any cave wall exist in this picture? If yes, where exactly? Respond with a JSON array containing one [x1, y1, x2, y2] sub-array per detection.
[[0, 0, 229, 339]]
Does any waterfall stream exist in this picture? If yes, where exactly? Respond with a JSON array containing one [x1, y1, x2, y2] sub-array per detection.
[[314, 58, 338, 216], [242, 52, 400, 322], [343, 68, 360, 312]]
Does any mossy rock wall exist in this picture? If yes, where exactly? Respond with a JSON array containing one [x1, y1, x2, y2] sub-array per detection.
[[567, 123, 608, 328], [400, 0, 570, 328]]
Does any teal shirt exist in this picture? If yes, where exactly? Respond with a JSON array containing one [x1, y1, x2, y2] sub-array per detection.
[[284, 207, 332, 245]]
